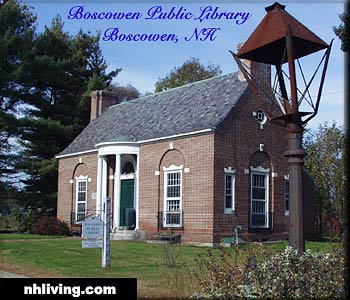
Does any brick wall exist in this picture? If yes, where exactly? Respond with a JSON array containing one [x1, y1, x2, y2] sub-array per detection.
[[58, 83, 316, 244], [57, 152, 98, 226], [213, 88, 290, 243], [139, 134, 215, 244]]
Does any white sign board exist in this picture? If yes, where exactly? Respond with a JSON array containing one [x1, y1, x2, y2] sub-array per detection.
[[82, 239, 102, 248], [82, 216, 103, 239], [82, 216, 103, 249]]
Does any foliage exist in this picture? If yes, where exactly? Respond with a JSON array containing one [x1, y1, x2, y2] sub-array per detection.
[[192, 245, 344, 299], [0, 215, 18, 232], [304, 121, 345, 240], [31, 215, 70, 236], [333, 12, 349, 52], [108, 83, 140, 101], [246, 246, 344, 299], [0, 3, 120, 210], [193, 246, 247, 299], [0, 208, 69, 235], [0, 240, 341, 298], [163, 241, 181, 268], [162, 242, 192, 299], [0, 0, 36, 201], [10, 208, 36, 233], [0, 0, 36, 110], [155, 57, 222, 92]]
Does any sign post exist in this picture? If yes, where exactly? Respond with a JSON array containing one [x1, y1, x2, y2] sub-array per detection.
[[102, 196, 111, 268]]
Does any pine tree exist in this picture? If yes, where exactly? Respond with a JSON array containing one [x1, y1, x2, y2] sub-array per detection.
[[14, 16, 119, 209], [0, 0, 36, 204]]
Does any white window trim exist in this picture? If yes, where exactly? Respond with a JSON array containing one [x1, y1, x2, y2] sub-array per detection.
[[250, 166, 270, 173], [224, 170, 236, 213], [163, 164, 183, 172], [120, 173, 135, 180], [75, 175, 88, 223], [250, 170, 269, 228], [163, 166, 183, 228]]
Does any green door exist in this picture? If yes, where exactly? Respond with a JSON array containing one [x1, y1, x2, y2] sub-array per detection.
[[120, 179, 134, 227]]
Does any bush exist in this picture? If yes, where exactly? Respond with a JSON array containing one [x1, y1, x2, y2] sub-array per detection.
[[31, 215, 70, 236], [0, 215, 19, 232], [247, 246, 344, 299], [192, 245, 344, 299], [11, 208, 36, 233]]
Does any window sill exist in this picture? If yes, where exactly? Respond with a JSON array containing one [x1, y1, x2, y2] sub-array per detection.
[[163, 225, 183, 228], [284, 211, 289, 216], [224, 210, 235, 214], [250, 227, 270, 230]]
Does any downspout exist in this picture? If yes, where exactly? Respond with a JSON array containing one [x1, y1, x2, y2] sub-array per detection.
[[70, 176, 74, 227], [157, 169, 160, 233]]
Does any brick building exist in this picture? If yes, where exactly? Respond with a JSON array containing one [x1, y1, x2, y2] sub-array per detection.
[[56, 60, 315, 245]]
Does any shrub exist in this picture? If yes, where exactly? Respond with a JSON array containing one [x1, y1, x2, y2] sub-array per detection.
[[11, 208, 36, 233], [192, 246, 249, 299], [192, 245, 344, 299], [31, 215, 70, 236], [0, 215, 19, 232], [247, 246, 344, 299]]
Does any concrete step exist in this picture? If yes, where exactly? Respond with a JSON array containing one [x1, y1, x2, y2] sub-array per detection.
[[110, 230, 135, 241], [110, 229, 146, 241]]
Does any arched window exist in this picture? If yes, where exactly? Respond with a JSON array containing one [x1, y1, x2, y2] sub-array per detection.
[[122, 162, 134, 174]]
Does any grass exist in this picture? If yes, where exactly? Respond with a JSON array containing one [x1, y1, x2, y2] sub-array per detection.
[[0, 234, 342, 298], [0, 233, 67, 240]]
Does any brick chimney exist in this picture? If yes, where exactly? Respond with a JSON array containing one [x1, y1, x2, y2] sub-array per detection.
[[237, 43, 271, 87], [90, 90, 118, 122]]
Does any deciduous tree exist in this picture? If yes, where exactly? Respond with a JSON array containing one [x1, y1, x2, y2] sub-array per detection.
[[333, 12, 349, 52], [304, 121, 345, 240], [155, 57, 221, 92]]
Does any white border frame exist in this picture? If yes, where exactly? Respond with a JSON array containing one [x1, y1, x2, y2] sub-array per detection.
[[250, 170, 269, 228], [224, 168, 236, 213], [163, 165, 183, 228], [75, 175, 88, 223]]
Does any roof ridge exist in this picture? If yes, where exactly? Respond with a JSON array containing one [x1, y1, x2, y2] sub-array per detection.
[[109, 72, 237, 109]]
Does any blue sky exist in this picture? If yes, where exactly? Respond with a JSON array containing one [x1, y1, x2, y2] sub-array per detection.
[[25, 1, 345, 130]]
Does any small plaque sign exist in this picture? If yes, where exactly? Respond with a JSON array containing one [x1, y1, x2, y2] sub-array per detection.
[[82, 216, 103, 240], [82, 239, 103, 248], [82, 216, 103, 248]]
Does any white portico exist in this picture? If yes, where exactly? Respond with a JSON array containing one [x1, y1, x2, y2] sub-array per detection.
[[95, 140, 140, 230]]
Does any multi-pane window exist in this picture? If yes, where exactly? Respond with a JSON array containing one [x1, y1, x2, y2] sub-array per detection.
[[251, 172, 268, 228], [285, 179, 290, 214], [224, 174, 235, 212], [164, 171, 182, 227], [76, 179, 87, 222]]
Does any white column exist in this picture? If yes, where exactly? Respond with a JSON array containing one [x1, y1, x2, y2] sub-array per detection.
[[96, 156, 103, 217], [135, 154, 140, 230], [101, 156, 108, 223], [113, 154, 121, 229]]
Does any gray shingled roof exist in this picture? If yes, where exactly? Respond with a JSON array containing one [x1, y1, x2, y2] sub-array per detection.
[[58, 72, 248, 156]]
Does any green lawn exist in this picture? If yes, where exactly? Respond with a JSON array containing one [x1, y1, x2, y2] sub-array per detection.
[[0, 234, 341, 297], [0, 233, 67, 240]]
